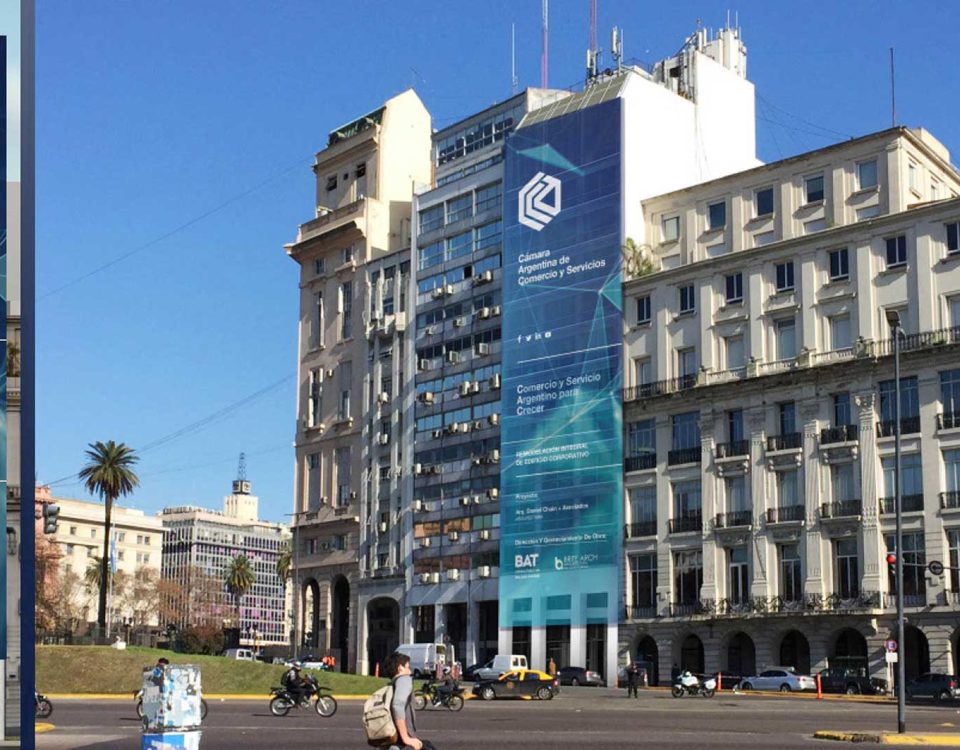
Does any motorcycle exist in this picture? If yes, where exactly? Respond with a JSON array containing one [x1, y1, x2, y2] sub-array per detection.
[[671, 671, 716, 698], [35, 692, 53, 720], [135, 689, 208, 720], [269, 675, 338, 717], [413, 680, 465, 712]]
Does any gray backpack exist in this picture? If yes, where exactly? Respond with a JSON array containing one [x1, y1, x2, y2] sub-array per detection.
[[362, 680, 398, 747]]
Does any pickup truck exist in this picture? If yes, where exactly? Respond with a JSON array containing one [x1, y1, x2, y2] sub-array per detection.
[[818, 667, 887, 695]]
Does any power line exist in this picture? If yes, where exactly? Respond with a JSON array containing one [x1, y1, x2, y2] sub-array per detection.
[[757, 94, 854, 141]]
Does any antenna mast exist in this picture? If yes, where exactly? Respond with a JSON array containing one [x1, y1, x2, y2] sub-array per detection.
[[512, 23, 519, 94], [237, 452, 247, 481], [541, 0, 549, 88], [586, 0, 599, 84]]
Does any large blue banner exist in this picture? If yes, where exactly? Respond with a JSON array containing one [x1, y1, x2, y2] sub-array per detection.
[[499, 97, 623, 630]]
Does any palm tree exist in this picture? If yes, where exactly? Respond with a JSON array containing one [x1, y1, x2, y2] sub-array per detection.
[[225, 554, 256, 627], [275, 544, 292, 584], [78, 440, 140, 630], [85, 555, 106, 592]]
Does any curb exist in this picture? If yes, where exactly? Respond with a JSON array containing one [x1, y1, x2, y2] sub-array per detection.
[[46, 693, 372, 701], [814, 730, 960, 745], [35, 723, 55, 734]]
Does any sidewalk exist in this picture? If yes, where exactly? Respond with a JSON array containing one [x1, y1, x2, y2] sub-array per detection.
[[815, 730, 960, 745], [46, 692, 371, 700]]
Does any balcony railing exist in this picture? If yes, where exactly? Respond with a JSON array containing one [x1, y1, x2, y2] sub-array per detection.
[[821, 500, 862, 519], [715, 510, 752, 528], [668, 446, 702, 466], [940, 491, 960, 510], [767, 432, 802, 451], [938, 412, 960, 430], [668, 513, 702, 534], [876, 416, 921, 438], [879, 494, 924, 514], [630, 605, 658, 619], [622, 374, 695, 402], [624, 454, 657, 472], [626, 521, 658, 538], [716, 439, 750, 458], [867, 324, 960, 357], [820, 424, 858, 444], [767, 505, 805, 524], [668, 602, 702, 617]]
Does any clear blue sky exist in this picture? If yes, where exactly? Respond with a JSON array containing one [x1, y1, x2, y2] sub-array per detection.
[[35, 1, 960, 523]]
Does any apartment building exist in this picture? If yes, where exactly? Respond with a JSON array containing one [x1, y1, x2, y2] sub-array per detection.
[[622, 127, 960, 686], [285, 89, 432, 671], [160, 478, 289, 646]]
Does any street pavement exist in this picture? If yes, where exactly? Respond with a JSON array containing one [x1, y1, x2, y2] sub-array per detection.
[[36, 688, 960, 749]]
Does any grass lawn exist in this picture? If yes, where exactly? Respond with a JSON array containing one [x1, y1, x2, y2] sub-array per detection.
[[37, 645, 390, 695]]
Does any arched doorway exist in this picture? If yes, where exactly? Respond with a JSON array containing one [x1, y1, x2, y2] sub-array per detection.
[[903, 625, 930, 684], [331, 576, 351, 670], [726, 632, 756, 677], [680, 634, 704, 674], [636, 636, 659, 686], [367, 598, 400, 676], [779, 630, 811, 675], [833, 628, 868, 660], [302, 579, 320, 649]]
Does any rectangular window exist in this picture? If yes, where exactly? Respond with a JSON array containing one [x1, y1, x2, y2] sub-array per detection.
[[629, 486, 657, 528], [418, 204, 444, 234], [775, 261, 795, 292], [446, 230, 472, 261], [636, 295, 651, 324], [314, 292, 324, 348], [857, 160, 878, 190], [672, 413, 701, 450], [627, 419, 656, 458], [707, 201, 726, 230], [776, 318, 797, 360], [342, 245, 354, 265], [724, 335, 745, 370], [947, 222, 960, 255], [418, 240, 443, 270], [630, 554, 657, 610], [725, 272, 743, 303], [885, 532, 925, 599], [729, 547, 750, 604], [678, 348, 697, 384], [446, 194, 473, 224], [308, 368, 323, 427], [829, 248, 849, 280], [879, 376, 920, 421], [475, 220, 502, 251], [831, 462, 856, 502], [950, 531, 960, 594], [908, 161, 919, 191], [778, 469, 799, 507], [779, 544, 802, 602], [338, 361, 352, 420], [885, 235, 907, 268], [314, 258, 325, 275], [755, 186, 774, 217], [725, 475, 747, 513], [830, 314, 852, 350], [634, 358, 652, 387], [946, 449, 960, 493], [882, 453, 923, 498], [950, 296, 960, 328], [805, 174, 825, 203], [728, 409, 744, 442], [834, 392, 852, 427], [679, 285, 696, 313], [335, 447, 351, 507], [674, 550, 703, 605], [754, 231, 775, 247], [835, 538, 860, 599], [475, 182, 502, 213], [779, 402, 796, 435], [942, 369, 960, 418], [325, 174, 337, 192], [662, 215, 680, 243], [339, 281, 353, 340], [307, 453, 320, 470]]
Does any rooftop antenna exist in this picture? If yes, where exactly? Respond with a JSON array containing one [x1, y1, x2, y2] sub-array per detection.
[[541, 0, 549, 88], [611, 26, 622, 74], [586, 0, 599, 84], [233, 452, 251, 495], [511, 23, 519, 94], [237, 452, 247, 481]]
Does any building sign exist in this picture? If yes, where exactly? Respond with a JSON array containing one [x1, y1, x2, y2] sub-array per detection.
[[499, 98, 623, 630]]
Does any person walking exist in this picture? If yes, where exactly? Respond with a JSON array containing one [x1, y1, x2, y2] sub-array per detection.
[[626, 662, 640, 699], [383, 652, 436, 750], [547, 658, 557, 677]]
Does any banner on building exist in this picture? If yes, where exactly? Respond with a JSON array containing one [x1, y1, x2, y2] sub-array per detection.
[[499, 97, 623, 630]]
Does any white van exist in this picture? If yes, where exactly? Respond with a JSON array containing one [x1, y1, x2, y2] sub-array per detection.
[[476, 654, 528, 681], [223, 648, 255, 661], [394, 643, 453, 678]]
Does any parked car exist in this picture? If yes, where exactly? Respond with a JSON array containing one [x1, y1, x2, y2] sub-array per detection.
[[904, 673, 960, 702], [818, 667, 887, 695], [557, 666, 604, 687], [222, 648, 255, 661], [473, 669, 560, 701], [737, 667, 816, 692], [462, 663, 484, 682], [473, 655, 529, 682]]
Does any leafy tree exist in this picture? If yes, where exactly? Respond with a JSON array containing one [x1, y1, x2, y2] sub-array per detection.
[[78, 440, 140, 630], [224, 554, 256, 625]]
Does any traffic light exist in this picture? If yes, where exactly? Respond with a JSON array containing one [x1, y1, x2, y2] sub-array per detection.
[[42, 503, 60, 535], [886, 552, 897, 571]]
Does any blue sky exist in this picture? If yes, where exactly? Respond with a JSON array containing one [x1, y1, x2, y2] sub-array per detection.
[[35, 1, 960, 523]]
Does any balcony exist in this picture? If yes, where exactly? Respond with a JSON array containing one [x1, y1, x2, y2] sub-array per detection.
[[767, 432, 802, 452], [821, 500, 862, 519], [940, 491, 960, 510], [715, 510, 752, 529], [668, 602, 703, 617], [630, 605, 658, 619], [938, 412, 960, 431], [820, 424, 858, 445], [879, 494, 924, 514], [716, 440, 750, 458], [626, 521, 658, 538], [624, 454, 656, 472], [868, 324, 960, 357], [668, 513, 702, 534], [876, 416, 921, 438], [767, 505, 805, 524], [295, 198, 366, 244], [667, 446, 702, 466], [622, 374, 695, 402]]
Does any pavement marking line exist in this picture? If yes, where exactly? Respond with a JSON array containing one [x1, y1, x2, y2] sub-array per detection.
[[35, 723, 55, 733], [814, 730, 960, 745]]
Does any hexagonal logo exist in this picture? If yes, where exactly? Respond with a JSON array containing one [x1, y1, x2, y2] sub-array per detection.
[[518, 171, 561, 231]]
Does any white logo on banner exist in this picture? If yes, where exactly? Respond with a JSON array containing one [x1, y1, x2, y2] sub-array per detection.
[[518, 171, 561, 231]]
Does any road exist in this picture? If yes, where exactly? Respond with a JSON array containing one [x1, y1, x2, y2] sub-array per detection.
[[37, 688, 960, 749]]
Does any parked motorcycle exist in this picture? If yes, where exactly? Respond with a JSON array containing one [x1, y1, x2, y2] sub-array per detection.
[[671, 671, 716, 698], [35, 692, 53, 719], [269, 675, 338, 717], [413, 680, 465, 711], [135, 689, 208, 720]]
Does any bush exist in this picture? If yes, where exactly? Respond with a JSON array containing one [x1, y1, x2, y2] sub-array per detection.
[[177, 625, 224, 655]]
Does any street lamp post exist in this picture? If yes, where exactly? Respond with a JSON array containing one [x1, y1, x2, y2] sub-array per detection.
[[886, 308, 906, 735]]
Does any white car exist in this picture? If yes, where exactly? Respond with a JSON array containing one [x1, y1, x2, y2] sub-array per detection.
[[737, 666, 816, 692]]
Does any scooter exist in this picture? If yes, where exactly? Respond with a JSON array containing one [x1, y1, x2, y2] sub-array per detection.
[[671, 671, 716, 698], [35, 692, 53, 719]]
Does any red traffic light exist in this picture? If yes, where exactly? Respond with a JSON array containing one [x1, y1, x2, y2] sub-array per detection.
[[886, 553, 897, 565]]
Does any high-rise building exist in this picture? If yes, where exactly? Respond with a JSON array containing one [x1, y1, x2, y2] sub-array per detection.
[[160, 475, 289, 647], [285, 90, 432, 670]]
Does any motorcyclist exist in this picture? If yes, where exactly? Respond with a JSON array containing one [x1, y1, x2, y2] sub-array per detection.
[[282, 662, 311, 707]]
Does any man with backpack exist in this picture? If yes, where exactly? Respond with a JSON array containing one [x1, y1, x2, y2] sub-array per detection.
[[364, 652, 435, 750]]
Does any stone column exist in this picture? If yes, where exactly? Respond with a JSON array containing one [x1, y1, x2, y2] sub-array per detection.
[[748, 408, 768, 598], [856, 391, 884, 596], [700, 412, 719, 602], [802, 403, 825, 598], [465, 595, 479, 667], [656, 416, 673, 614]]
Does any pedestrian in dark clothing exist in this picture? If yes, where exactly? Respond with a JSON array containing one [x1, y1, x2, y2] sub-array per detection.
[[626, 662, 640, 698], [671, 663, 681, 683]]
